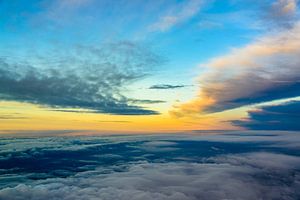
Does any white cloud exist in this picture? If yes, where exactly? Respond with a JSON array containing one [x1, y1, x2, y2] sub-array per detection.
[[1, 132, 300, 199], [0, 151, 299, 200]]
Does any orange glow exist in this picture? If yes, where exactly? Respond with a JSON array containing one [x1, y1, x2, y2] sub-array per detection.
[[0, 100, 242, 134]]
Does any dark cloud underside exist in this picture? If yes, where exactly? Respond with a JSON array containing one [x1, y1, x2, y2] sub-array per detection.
[[0, 42, 163, 115], [149, 84, 186, 89], [232, 101, 300, 130]]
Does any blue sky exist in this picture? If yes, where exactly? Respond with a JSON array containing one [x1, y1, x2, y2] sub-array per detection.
[[0, 0, 300, 132], [0, 0, 263, 73]]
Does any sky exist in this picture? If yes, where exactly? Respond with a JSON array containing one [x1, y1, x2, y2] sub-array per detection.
[[1, 0, 300, 133]]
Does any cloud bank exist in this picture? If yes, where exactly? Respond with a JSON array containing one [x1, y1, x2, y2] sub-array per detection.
[[0, 132, 299, 200], [171, 18, 300, 117], [232, 100, 300, 130], [0, 42, 162, 115], [1, 154, 299, 200]]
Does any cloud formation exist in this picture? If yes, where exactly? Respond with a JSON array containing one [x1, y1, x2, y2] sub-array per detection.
[[266, 0, 298, 27], [232, 100, 300, 130], [0, 132, 299, 200], [171, 20, 300, 117], [149, 0, 204, 32], [0, 42, 162, 115], [1, 155, 299, 200], [149, 84, 186, 90], [36, 0, 95, 25]]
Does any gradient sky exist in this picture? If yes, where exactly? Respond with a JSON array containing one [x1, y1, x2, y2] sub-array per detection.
[[0, 0, 300, 133]]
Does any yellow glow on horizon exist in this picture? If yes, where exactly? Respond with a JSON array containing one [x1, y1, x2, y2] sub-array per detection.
[[0, 100, 244, 133]]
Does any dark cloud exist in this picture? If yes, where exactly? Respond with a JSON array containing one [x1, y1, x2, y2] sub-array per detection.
[[200, 52, 300, 113], [204, 77, 300, 113], [232, 100, 300, 130], [149, 84, 186, 90], [0, 42, 162, 115], [0, 132, 300, 200], [0, 114, 28, 120], [128, 99, 166, 104]]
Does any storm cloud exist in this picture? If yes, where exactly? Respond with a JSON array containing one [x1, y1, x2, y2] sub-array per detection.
[[232, 100, 300, 130], [0, 42, 162, 115]]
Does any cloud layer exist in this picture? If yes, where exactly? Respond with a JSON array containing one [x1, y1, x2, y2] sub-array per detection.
[[0, 132, 300, 200], [1, 154, 299, 200], [0, 42, 162, 115]]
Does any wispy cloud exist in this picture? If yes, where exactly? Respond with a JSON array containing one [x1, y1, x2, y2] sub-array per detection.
[[149, 0, 204, 32], [266, 0, 298, 27], [0, 115, 28, 120], [149, 84, 186, 90], [40, 0, 94, 23]]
